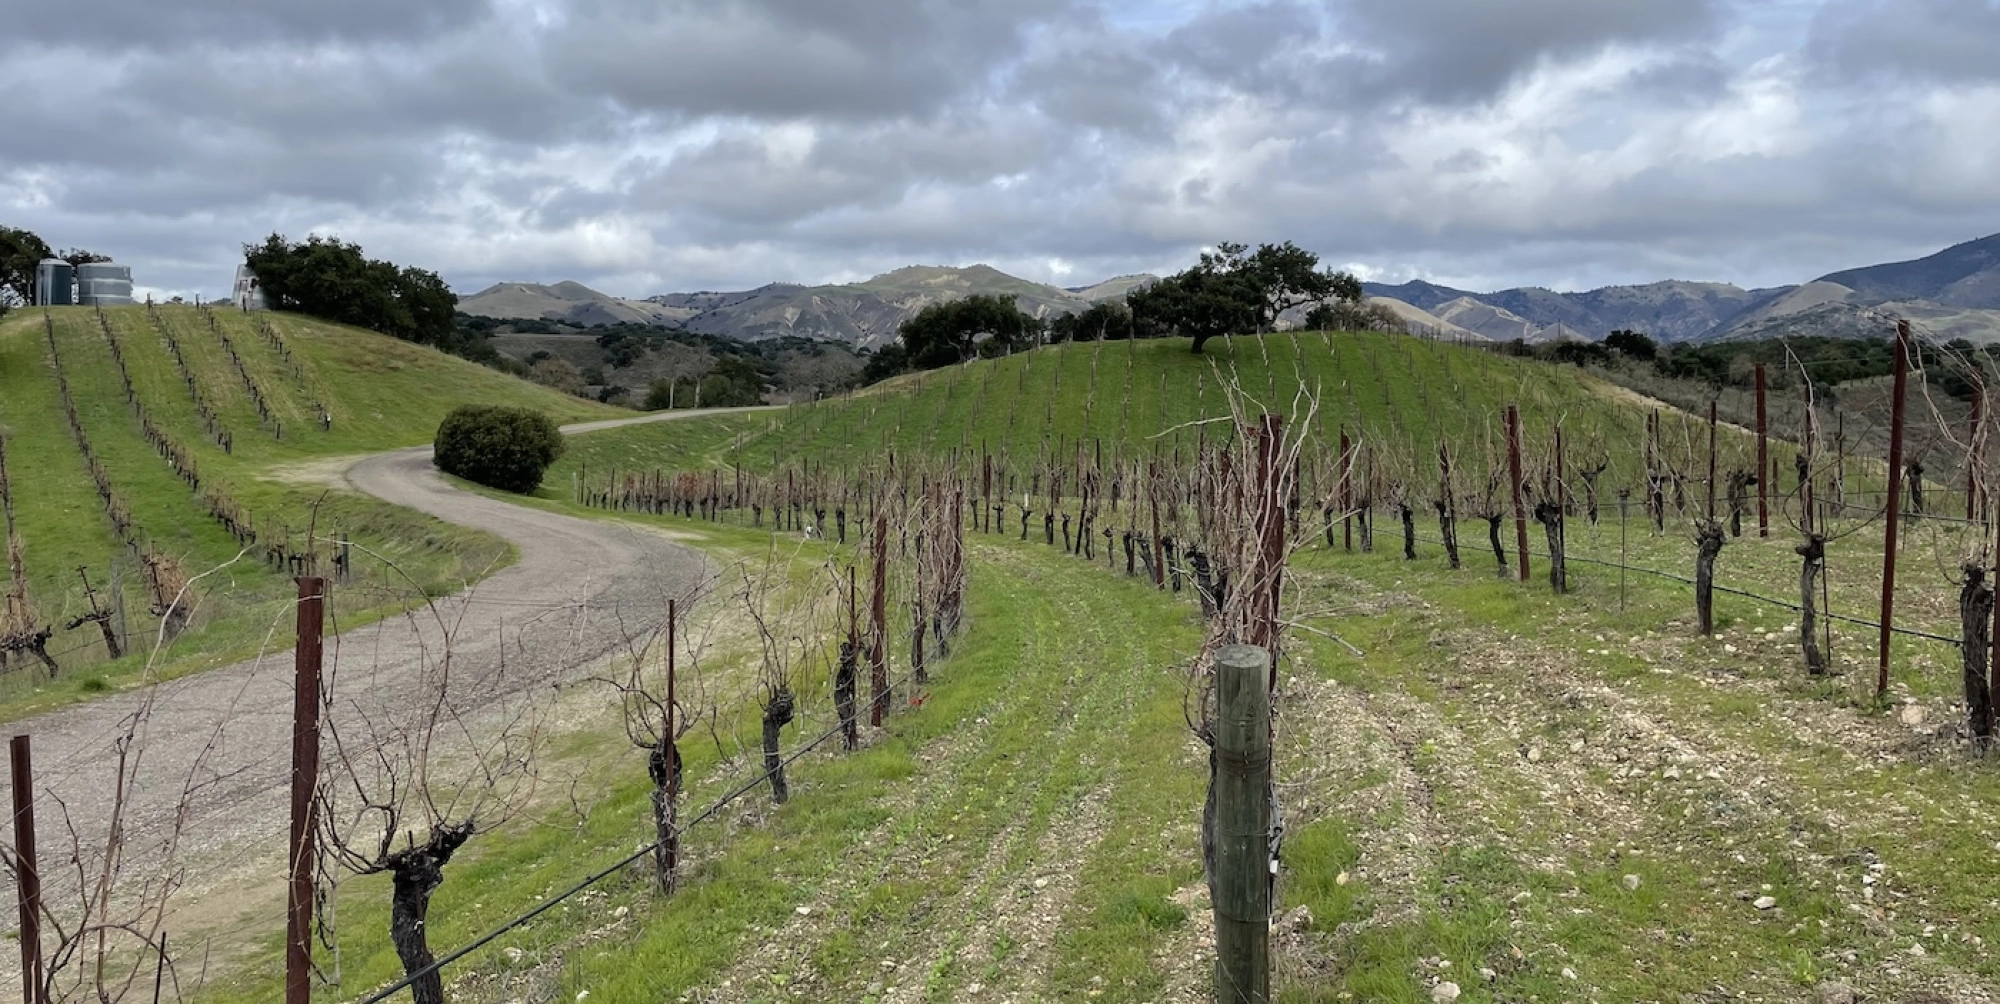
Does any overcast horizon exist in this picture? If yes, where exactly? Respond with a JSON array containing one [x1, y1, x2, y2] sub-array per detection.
[[4, 0, 1997, 302]]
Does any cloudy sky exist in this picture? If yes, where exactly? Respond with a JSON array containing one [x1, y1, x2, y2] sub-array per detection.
[[3, 0, 1996, 300]]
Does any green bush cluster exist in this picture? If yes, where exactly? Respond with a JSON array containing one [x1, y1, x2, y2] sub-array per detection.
[[433, 405, 566, 494]]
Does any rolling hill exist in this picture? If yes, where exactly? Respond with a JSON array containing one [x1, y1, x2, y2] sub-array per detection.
[[465, 265, 1139, 350], [1367, 231, 2000, 344], [0, 304, 619, 707], [537, 330, 1746, 503]]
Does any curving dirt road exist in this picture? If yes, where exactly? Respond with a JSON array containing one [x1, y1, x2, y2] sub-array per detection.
[[0, 407, 750, 984]]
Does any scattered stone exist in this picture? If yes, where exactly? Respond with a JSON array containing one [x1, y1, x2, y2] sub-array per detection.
[[1899, 705, 1928, 727], [1814, 982, 1856, 1004], [968, 983, 984, 995], [795, 906, 812, 917], [1561, 967, 1577, 980], [1623, 874, 1642, 891], [1275, 905, 1314, 935], [1431, 981, 1461, 1002], [1754, 896, 1778, 910], [1033, 877, 1049, 890], [1479, 968, 1497, 982], [1336, 870, 1351, 886], [1526, 747, 1542, 763], [1510, 891, 1531, 904]]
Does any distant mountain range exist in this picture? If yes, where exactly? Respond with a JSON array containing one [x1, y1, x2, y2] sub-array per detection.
[[461, 265, 1144, 349], [460, 231, 2000, 347]]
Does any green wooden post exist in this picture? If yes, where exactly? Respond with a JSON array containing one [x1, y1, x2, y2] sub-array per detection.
[[1211, 644, 1271, 1003]]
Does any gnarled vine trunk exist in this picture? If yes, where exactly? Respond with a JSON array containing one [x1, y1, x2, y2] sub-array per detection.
[[648, 739, 682, 893], [762, 686, 797, 804], [1435, 502, 1460, 569], [1694, 519, 1726, 636], [835, 640, 859, 751], [1535, 501, 1567, 594], [1399, 504, 1416, 560], [1486, 514, 1507, 578], [1961, 564, 1994, 744], [387, 822, 476, 1004], [1797, 534, 1827, 676]]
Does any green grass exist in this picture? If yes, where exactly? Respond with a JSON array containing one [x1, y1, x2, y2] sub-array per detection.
[[191, 516, 1209, 1003], [541, 333, 1705, 487], [0, 305, 622, 717]]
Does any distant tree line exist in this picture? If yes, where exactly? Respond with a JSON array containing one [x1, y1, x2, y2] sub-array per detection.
[[1520, 329, 1983, 401]]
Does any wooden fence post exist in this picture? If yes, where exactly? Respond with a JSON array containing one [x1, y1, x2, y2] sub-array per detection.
[[287, 576, 325, 1004], [1505, 405, 1529, 583], [10, 735, 43, 1004], [1878, 321, 1912, 699], [1210, 644, 1271, 1004]]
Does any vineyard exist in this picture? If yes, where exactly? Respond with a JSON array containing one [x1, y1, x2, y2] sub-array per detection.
[[480, 326, 2000, 1000], [410, 325, 1998, 1003], [5, 313, 2000, 1004], [0, 305, 615, 712]]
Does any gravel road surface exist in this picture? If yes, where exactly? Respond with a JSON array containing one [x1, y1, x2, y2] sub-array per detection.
[[0, 408, 743, 983]]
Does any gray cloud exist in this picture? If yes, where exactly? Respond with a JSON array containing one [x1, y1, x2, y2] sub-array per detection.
[[0, 0, 1995, 301], [1, 0, 491, 52], [545, 0, 1072, 120], [1807, 0, 2000, 83], [1341, 0, 1719, 102]]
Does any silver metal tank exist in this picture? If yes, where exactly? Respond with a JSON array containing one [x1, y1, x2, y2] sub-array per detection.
[[76, 262, 134, 306], [34, 259, 74, 305]]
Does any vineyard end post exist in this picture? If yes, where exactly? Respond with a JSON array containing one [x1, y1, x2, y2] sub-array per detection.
[[1505, 405, 1529, 583], [10, 735, 43, 1004], [1877, 321, 1912, 699], [1210, 644, 1272, 1004], [1756, 363, 1769, 538], [287, 577, 326, 1004]]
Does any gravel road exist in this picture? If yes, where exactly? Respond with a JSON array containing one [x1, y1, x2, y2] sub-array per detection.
[[0, 408, 744, 982]]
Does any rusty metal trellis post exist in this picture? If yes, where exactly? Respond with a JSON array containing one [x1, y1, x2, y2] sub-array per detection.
[[1506, 405, 1529, 583], [287, 576, 326, 1004], [1878, 321, 1912, 699]]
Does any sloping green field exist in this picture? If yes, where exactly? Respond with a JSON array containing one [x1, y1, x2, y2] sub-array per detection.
[[542, 332, 1770, 489], [0, 304, 620, 713]]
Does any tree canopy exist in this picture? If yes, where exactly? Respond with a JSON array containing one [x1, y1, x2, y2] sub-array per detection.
[[897, 293, 1042, 370], [1049, 301, 1135, 342], [433, 405, 566, 494], [244, 233, 460, 350], [1130, 241, 1364, 353], [1605, 329, 1658, 361], [0, 226, 53, 306]]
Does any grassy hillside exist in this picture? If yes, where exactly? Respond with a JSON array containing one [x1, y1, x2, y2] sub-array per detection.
[[0, 304, 620, 714], [538, 331, 1771, 500]]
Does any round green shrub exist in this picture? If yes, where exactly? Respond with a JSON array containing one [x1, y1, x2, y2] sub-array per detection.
[[433, 405, 565, 494]]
